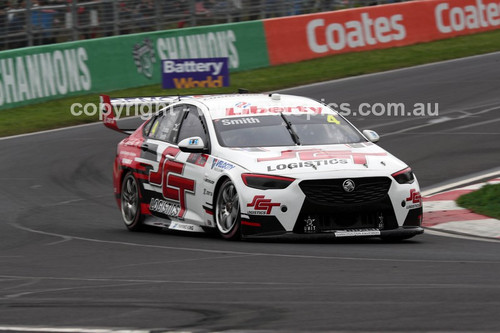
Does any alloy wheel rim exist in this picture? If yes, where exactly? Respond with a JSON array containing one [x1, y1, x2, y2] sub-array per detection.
[[122, 177, 138, 225], [216, 183, 240, 233]]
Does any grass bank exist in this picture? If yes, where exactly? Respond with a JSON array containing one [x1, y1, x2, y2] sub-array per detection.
[[2, 29, 500, 137], [456, 184, 500, 220]]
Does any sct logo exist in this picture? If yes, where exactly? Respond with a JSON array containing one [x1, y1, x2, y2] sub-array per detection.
[[405, 189, 422, 210], [247, 195, 280, 215], [406, 189, 421, 204], [149, 147, 195, 218]]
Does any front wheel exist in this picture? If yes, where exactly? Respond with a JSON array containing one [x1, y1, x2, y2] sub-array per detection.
[[121, 172, 144, 231], [215, 179, 241, 240]]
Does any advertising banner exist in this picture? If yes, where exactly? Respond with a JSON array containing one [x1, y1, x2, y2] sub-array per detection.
[[1, 0, 499, 111], [162, 58, 229, 89], [0, 21, 269, 110], [263, 0, 500, 65]]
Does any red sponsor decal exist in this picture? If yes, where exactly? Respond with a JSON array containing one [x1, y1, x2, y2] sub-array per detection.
[[241, 220, 262, 227], [187, 153, 209, 167], [140, 203, 152, 215], [406, 189, 422, 204], [247, 195, 280, 215], [149, 146, 195, 218], [258, 149, 386, 165], [226, 105, 322, 116]]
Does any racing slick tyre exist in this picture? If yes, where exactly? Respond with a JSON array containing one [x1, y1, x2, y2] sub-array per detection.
[[121, 172, 144, 231], [215, 179, 241, 240]]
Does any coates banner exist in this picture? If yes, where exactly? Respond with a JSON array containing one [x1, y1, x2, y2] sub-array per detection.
[[162, 58, 229, 89], [263, 0, 500, 65]]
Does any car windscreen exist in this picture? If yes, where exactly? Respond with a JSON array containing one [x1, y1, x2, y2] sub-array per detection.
[[213, 115, 294, 147], [213, 114, 365, 147], [287, 114, 364, 145]]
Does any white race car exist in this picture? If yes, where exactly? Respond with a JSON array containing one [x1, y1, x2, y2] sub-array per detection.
[[102, 93, 423, 241]]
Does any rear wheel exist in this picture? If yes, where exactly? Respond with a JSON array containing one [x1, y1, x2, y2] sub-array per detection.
[[121, 172, 144, 231], [215, 179, 241, 240]]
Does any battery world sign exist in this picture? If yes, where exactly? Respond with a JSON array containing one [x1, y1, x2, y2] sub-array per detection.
[[161, 58, 229, 89]]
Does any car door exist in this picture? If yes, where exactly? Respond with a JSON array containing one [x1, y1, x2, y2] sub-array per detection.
[[171, 104, 211, 226], [141, 104, 210, 227], [140, 105, 186, 221]]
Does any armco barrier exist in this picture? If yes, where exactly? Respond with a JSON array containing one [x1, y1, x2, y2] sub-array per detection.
[[0, 21, 269, 110], [263, 0, 500, 65]]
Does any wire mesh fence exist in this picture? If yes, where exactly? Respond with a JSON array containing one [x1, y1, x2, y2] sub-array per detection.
[[0, 0, 409, 51]]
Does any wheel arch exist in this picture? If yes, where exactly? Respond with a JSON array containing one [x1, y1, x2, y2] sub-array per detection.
[[212, 174, 243, 240], [119, 168, 146, 207], [120, 170, 145, 231], [212, 175, 231, 209]]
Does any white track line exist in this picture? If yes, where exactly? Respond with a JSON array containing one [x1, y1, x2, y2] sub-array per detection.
[[424, 229, 500, 243], [10, 223, 500, 264], [422, 169, 500, 197], [0, 327, 155, 333]]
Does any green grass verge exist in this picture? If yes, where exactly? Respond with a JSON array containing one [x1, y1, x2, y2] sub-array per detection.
[[2, 29, 500, 137], [456, 184, 500, 220]]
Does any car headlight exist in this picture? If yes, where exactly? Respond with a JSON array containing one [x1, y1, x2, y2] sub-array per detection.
[[241, 173, 295, 190], [391, 167, 415, 184]]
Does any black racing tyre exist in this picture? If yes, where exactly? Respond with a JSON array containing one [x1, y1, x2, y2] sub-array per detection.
[[215, 179, 241, 240], [120, 172, 144, 231]]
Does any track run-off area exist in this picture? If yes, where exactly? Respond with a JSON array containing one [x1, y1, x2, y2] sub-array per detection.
[[0, 52, 500, 332]]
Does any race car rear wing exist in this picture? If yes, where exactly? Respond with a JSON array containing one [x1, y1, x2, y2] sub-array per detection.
[[100, 94, 178, 135]]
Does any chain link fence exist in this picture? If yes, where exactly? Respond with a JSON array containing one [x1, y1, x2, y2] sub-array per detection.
[[0, 0, 408, 50]]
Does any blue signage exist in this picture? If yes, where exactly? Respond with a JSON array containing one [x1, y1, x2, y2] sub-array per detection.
[[162, 58, 229, 89]]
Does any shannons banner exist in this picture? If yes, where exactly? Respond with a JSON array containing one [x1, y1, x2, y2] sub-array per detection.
[[0, 21, 269, 110], [263, 0, 500, 65]]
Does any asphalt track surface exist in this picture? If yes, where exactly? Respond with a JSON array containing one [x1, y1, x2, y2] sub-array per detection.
[[1, 53, 500, 332]]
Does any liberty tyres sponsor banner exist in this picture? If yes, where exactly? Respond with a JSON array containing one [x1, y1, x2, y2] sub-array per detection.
[[162, 58, 229, 89], [263, 0, 500, 65], [0, 21, 268, 110]]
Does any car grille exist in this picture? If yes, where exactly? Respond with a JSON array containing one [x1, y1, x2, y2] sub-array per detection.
[[299, 177, 392, 206]]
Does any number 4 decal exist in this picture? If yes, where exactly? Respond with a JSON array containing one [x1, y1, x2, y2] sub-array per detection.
[[149, 146, 195, 218]]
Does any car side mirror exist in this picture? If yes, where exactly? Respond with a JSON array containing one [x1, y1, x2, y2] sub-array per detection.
[[178, 136, 207, 153], [362, 129, 380, 143]]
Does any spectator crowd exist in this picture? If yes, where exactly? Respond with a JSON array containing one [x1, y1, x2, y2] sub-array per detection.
[[0, 0, 406, 51]]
